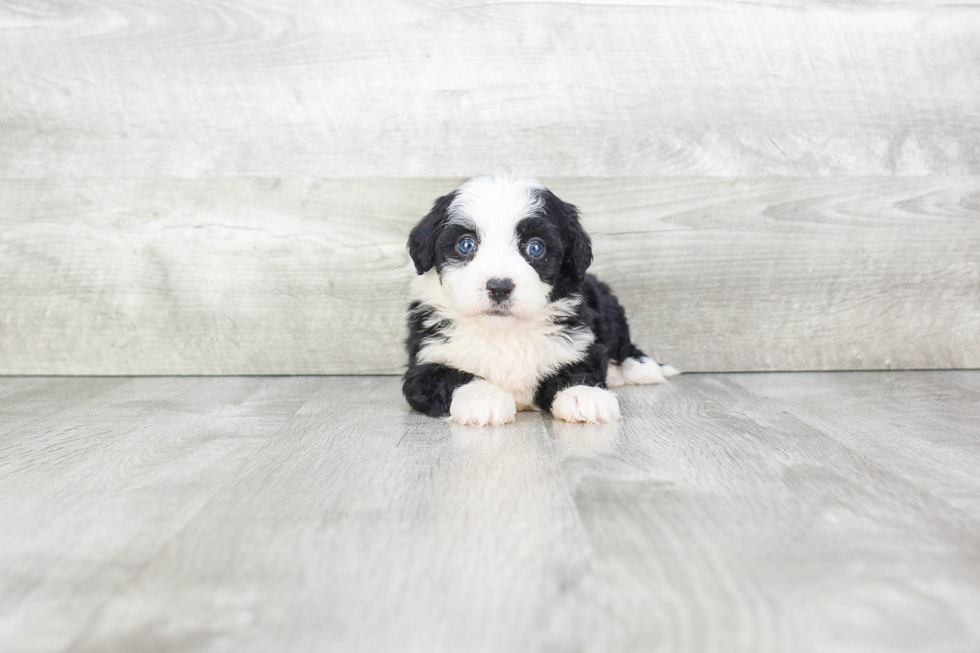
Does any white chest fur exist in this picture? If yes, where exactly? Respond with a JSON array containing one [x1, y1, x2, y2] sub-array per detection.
[[417, 319, 594, 409]]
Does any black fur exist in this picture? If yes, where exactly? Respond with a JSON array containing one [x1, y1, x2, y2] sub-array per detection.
[[539, 189, 592, 283], [403, 363, 475, 417], [580, 274, 648, 364], [407, 191, 456, 275], [532, 273, 651, 411], [403, 180, 656, 418], [534, 339, 609, 412], [403, 302, 475, 415]]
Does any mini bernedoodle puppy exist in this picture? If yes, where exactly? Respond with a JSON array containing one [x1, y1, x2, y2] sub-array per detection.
[[403, 171, 678, 426]]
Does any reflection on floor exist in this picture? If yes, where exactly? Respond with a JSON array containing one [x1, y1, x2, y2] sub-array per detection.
[[2, 372, 979, 652]]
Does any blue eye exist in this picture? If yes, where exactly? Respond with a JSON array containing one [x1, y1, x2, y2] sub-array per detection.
[[525, 239, 545, 258], [457, 236, 477, 255]]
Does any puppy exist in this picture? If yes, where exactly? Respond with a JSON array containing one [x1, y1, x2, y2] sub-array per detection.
[[402, 171, 678, 426]]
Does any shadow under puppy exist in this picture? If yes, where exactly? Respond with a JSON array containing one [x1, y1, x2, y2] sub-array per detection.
[[403, 171, 678, 425]]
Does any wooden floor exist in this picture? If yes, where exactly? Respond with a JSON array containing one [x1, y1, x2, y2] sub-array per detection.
[[2, 373, 979, 653]]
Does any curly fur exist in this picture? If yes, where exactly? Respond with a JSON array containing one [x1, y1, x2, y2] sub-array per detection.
[[403, 171, 676, 424]]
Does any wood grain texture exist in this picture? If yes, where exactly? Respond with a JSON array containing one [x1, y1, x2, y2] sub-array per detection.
[[3, 0, 979, 373], [1, 0, 979, 178], [0, 376, 322, 651], [547, 373, 980, 652], [733, 372, 980, 514], [1, 373, 979, 652], [2, 177, 978, 374]]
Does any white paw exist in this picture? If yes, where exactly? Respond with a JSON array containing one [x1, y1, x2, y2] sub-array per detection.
[[606, 362, 625, 388], [621, 356, 670, 385], [661, 364, 681, 378], [450, 379, 517, 426], [551, 385, 621, 423]]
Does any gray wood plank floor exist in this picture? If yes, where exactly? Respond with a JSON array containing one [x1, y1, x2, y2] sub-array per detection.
[[1, 373, 979, 652]]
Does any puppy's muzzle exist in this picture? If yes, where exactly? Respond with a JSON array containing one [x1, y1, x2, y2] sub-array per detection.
[[486, 278, 514, 304]]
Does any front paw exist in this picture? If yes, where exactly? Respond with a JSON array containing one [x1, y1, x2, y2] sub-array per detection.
[[450, 380, 517, 426], [551, 385, 621, 423]]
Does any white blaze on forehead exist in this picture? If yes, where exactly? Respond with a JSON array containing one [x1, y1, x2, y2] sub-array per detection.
[[448, 171, 545, 240], [435, 170, 555, 328]]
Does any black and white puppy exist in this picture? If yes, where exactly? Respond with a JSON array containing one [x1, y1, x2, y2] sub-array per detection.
[[403, 171, 678, 426]]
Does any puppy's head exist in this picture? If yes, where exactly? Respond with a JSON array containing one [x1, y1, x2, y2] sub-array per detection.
[[408, 171, 592, 327]]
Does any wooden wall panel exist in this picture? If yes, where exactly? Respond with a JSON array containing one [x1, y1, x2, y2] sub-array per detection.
[[1, 0, 979, 373], [1, 1, 979, 178], [2, 177, 977, 374]]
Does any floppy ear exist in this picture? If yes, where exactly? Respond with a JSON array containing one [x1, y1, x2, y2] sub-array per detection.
[[543, 190, 593, 282], [407, 192, 455, 275]]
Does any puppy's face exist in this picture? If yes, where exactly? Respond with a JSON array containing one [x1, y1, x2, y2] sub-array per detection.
[[408, 173, 593, 327]]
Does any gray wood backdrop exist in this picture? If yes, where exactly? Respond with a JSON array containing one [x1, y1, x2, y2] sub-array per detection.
[[1, 0, 978, 374]]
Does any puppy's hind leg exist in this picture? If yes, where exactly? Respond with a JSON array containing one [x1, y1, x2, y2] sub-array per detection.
[[605, 360, 626, 387], [610, 319, 680, 385], [619, 351, 679, 385], [591, 276, 680, 385]]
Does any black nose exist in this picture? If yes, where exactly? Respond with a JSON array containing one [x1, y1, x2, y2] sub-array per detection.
[[486, 278, 514, 303]]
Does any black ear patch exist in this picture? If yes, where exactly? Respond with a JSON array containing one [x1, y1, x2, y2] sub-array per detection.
[[542, 189, 593, 282], [408, 191, 456, 275]]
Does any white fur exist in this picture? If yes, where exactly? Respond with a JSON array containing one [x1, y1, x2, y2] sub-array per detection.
[[551, 385, 621, 423], [440, 172, 552, 328], [450, 379, 517, 426], [410, 171, 595, 410], [448, 171, 544, 233], [409, 170, 674, 424], [412, 271, 593, 409], [609, 357, 680, 386], [606, 362, 626, 388], [620, 356, 668, 385]]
